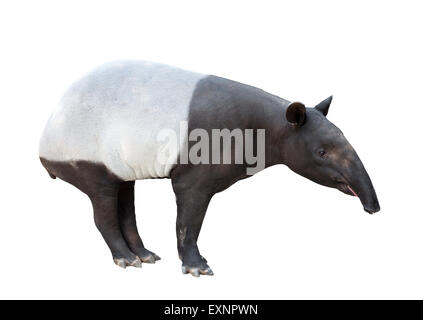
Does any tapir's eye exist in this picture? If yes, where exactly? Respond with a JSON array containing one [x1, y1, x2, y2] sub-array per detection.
[[318, 149, 326, 157]]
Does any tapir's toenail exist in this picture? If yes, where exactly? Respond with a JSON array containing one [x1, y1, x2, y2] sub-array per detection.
[[114, 259, 127, 269], [202, 268, 214, 275], [140, 255, 155, 263], [132, 258, 142, 268]]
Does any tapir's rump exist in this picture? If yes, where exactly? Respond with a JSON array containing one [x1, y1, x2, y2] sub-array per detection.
[[39, 60, 206, 180]]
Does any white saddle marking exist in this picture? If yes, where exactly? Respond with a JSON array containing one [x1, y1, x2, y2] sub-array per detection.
[[39, 60, 206, 180]]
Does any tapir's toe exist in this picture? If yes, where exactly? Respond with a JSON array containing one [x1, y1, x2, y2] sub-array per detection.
[[181, 263, 214, 277], [113, 256, 142, 269], [201, 267, 214, 276], [136, 248, 161, 264]]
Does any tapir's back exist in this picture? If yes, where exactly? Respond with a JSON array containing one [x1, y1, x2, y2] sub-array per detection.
[[39, 60, 206, 180]]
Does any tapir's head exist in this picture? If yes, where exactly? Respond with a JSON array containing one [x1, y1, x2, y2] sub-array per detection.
[[283, 96, 380, 214]]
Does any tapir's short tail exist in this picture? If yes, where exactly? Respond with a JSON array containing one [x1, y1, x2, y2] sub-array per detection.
[[47, 170, 56, 179], [39, 157, 56, 179]]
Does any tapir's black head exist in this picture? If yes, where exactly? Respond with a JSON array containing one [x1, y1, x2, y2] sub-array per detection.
[[283, 96, 380, 214]]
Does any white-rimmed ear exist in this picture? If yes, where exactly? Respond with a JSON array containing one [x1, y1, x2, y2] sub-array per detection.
[[286, 102, 306, 126], [315, 96, 333, 116]]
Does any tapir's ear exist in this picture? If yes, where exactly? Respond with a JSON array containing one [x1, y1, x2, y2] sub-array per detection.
[[286, 102, 306, 126], [314, 96, 333, 116]]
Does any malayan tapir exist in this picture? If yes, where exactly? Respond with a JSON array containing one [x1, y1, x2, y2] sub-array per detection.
[[39, 60, 380, 277]]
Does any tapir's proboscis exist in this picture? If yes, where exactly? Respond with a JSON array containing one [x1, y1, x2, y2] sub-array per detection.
[[39, 60, 380, 277]]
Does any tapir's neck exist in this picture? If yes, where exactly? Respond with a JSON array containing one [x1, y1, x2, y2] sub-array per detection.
[[255, 101, 292, 169], [232, 87, 292, 168], [187, 75, 292, 169]]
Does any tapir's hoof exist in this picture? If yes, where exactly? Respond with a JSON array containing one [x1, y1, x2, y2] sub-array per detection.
[[113, 256, 142, 269], [182, 264, 214, 277], [136, 248, 161, 264]]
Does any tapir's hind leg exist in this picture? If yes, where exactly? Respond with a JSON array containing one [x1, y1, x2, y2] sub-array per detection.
[[40, 158, 141, 268], [117, 181, 161, 263], [90, 188, 142, 268]]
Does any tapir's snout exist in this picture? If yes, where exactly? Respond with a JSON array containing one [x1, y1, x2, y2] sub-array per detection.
[[361, 176, 380, 214], [364, 199, 380, 214], [340, 178, 380, 214], [355, 172, 380, 214], [346, 155, 380, 214]]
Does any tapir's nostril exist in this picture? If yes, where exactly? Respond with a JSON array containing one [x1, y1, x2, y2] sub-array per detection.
[[364, 205, 380, 214]]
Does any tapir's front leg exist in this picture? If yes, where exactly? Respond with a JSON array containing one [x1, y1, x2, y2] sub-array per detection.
[[172, 179, 214, 277]]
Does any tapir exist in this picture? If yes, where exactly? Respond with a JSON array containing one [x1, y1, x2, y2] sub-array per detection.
[[39, 60, 380, 277]]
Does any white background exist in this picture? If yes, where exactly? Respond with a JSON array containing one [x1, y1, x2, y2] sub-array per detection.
[[0, 0, 421, 299]]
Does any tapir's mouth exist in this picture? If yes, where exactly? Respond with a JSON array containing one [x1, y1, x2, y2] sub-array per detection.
[[335, 180, 357, 197], [346, 185, 358, 197]]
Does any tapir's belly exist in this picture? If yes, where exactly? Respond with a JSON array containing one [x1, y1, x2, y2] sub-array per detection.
[[39, 60, 206, 180]]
